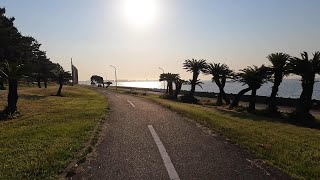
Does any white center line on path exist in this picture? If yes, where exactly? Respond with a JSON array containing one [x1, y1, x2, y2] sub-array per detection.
[[127, 100, 136, 108], [147, 125, 180, 180]]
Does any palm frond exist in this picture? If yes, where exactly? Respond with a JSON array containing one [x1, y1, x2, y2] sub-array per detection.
[[0, 60, 24, 78], [159, 73, 179, 82], [236, 65, 271, 89], [183, 58, 207, 73], [288, 51, 320, 76]]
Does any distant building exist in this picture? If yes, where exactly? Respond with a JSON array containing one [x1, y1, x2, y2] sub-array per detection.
[[71, 58, 79, 85]]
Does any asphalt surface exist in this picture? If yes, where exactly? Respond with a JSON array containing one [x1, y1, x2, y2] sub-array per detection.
[[73, 90, 290, 180]]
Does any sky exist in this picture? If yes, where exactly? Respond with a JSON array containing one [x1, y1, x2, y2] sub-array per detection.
[[1, 0, 320, 81]]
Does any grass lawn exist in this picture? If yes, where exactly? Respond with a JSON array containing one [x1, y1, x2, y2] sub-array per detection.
[[116, 88, 320, 179], [0, 85, 107, 179]]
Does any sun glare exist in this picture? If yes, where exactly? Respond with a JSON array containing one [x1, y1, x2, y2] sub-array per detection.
[[123, 0, 158, 28]]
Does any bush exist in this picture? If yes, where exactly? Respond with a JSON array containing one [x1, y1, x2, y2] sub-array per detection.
[[288, 111, 316, 125], [159, 94, 176, 100], [180, 94, 199, 103], [125, 90, 138, 95]]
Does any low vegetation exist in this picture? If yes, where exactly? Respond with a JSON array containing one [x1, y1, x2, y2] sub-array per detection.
[[159, 53, 320, 123], [0, 86, 107, 179], [114, 88, 320, 179]]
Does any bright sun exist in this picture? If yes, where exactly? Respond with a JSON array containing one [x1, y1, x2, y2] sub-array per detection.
[[123, 0, 158, 28]]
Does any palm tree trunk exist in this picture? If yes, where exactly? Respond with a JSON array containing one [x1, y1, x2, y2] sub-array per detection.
[[248, 89, 257, 113], [189, 72, 199, 96], [174, 82, 181, 98], [268, 77, 281, 113], [216, 92, 223, 105], [214, 79, 223, 105], [168, 82, 173, 96], [7, 78, 18, 114], [229, 87, 251, 108], [221, 88, 230, 105], [219, 77, 230, 105], [166, 83, 169, 94], [295, 77, 315, 120], [190, 83, 196, 96]]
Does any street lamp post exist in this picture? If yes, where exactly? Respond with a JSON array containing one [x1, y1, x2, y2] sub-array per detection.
[[158, 67, 165, 91], [110, 65, 117, 90]]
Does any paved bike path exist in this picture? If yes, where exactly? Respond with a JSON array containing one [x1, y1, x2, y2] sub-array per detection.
[[73, 90, 289, 179]]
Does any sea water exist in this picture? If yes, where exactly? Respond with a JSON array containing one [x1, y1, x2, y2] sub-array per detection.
[[81, 79, 320, 100]]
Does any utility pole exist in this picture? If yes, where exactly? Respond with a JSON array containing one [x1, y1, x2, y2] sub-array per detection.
[[110, 65, 117, 90]]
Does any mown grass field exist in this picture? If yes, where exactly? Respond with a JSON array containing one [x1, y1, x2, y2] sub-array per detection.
[[0, 85, 107, 179], [115, 88, 320, 179]]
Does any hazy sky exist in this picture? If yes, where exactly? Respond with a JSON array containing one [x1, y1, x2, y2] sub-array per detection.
[[2, 0, 320, 81]]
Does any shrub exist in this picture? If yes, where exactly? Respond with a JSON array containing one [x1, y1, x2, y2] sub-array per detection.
[[180, 94, 199, 103]]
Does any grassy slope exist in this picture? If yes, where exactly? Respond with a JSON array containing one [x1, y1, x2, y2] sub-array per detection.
[[121, 90, 319, 179], [0, 86, 107, 179]]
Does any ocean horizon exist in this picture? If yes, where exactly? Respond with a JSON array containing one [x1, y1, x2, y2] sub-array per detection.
[[80, 79, 320, 100]]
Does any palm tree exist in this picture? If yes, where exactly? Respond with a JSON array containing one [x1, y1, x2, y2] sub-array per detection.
[[173, 77, 187, 98], [288, 51, 320, 121], [267, 53, 290, 114], [0, 61, 24, 114], [204, 63, 233, 105], [159, 73, 179, 96], [182, 59, 207, 102], [230, 65, 271, 112]]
